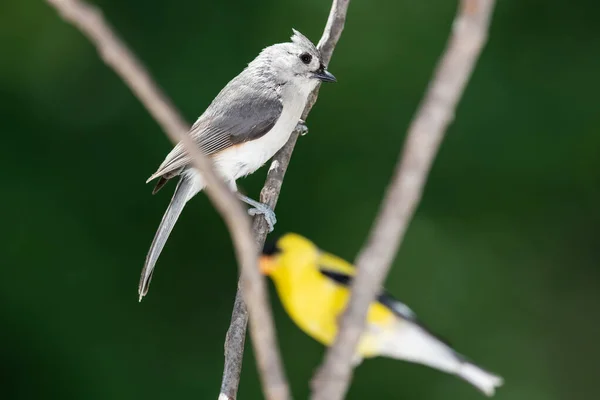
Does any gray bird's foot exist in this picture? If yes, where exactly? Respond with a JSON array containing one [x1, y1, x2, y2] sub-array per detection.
[[295, 119, 308, 136], [248, 204, 277, 232], [236, 194, 277, 232]]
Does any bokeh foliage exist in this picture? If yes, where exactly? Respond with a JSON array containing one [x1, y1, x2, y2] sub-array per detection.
[[1, 1, 599, 399]]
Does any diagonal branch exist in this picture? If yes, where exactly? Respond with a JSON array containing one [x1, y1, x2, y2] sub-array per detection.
[[219, 1, 350, 399], [44, 1, 289, 399], [310, 1, 497, 400]]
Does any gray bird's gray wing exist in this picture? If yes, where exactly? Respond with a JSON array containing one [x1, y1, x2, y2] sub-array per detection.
[[147, 78, 283, 184]]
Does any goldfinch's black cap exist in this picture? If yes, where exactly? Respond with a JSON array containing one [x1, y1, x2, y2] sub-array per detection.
[[262, 234, 282, 255]]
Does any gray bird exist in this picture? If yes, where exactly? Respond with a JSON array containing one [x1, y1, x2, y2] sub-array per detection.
[[139, 29, 336, 301]]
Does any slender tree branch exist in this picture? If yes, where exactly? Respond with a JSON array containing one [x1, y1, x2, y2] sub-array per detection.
[[44, 1, 289, 399], [219, 1, 350, 399], [310, 1, 497, 399], [220, 288, 247, 400], [317, 0, 350, 65]]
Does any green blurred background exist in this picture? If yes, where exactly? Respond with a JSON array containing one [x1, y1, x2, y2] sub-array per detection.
[[2, 0, 599, 399]]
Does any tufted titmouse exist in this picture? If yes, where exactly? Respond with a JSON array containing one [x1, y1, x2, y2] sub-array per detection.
[[139, 29, 336, 300]]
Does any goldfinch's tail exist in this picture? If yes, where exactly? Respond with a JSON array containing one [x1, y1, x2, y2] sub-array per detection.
[[457, 362, 504, 396], [380, 322, 503, 396]]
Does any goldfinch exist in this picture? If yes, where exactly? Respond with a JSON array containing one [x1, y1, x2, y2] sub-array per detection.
[[259, 233, 504, 396]]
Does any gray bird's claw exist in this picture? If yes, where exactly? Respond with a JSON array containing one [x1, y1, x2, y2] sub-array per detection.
[[295, 119, 308, 136], [248, 203, 277, 232], [236, 193, 277, 232]]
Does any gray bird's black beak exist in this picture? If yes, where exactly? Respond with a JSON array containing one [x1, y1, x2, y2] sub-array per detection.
[[313, 66, 336, 83]]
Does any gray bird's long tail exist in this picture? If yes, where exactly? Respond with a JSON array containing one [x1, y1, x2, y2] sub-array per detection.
[[138, 176, 193, 301]]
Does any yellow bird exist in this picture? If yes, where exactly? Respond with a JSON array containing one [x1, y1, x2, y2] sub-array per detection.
[[259, 233, 504, 396]]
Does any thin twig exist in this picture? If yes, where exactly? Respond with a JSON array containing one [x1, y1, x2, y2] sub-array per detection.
[[219, 1, 350, 399], [310, 1, 497, 399], [44, 1, 288, 399], [219, 129, 298, 400]]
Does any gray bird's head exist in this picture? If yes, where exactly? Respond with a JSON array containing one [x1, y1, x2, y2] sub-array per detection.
[[255, 29, 336, 88]]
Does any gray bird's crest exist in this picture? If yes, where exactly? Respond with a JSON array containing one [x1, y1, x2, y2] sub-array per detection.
[[291, 29, 320, 59]]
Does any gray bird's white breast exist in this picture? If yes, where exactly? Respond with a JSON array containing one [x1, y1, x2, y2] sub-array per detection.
[[211, 81, 316, 181]]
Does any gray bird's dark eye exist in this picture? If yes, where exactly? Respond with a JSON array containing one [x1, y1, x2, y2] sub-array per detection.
[[300, 53, 312, 64]]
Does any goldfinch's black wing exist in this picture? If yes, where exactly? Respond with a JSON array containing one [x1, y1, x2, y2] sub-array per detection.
[[318, 268, 453, 347], [148, 76, 283, 186], [319, 269, 352, 285], [319, 269, 416, 321]]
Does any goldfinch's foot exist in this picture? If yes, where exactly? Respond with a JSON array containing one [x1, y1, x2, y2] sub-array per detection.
[[296, 119, 308, 136], [248, 204, 277, 232]]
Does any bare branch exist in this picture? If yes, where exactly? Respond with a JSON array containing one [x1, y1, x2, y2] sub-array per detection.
[[219, 126, 299, 400], [219, 288, 247, 400], [44, 1, 289, 399], [317, 0, 350, 66], [219, 1, 351, 399], [310, 1, 497, 399]]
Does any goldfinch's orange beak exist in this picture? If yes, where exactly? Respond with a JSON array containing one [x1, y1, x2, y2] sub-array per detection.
[[259, 255, 276, 275]]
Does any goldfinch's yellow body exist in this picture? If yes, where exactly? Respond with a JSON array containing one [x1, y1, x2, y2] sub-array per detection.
[[260, 233, 503, 396], [264, 239, 396, 357]]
